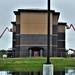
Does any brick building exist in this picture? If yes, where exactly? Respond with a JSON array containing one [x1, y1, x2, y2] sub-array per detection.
[[11, 9, 66, 57]]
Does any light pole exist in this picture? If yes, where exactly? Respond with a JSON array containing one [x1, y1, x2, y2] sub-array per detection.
[[43, 0, 53, 75], [46, 0, 51, 64]]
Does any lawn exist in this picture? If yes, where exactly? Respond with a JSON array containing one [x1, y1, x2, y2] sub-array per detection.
[[0, 57, 75, 71]]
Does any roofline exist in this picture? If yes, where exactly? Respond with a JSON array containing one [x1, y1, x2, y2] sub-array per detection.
[[18, 9, 55, 13], [11, 22, 16, 25], [14, 11, 20, 15], [14, 9, 60, 16], [53, 12, 60, 19], [58, 22, 67, 26]]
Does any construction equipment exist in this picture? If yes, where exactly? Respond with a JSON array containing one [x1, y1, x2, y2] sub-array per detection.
[[66, 24, 75, 31], [0, 24, 74, 39], [69, 48, 75, 51], [0, 27, 12, 38], [66, 24, 75, 57]]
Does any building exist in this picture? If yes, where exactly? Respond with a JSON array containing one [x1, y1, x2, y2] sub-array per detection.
[[11, 9, 67, 57]]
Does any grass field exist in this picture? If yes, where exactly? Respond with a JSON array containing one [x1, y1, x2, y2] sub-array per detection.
[[0, 57, 75, 71]]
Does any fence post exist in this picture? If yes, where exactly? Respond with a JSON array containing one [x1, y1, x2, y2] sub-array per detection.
[[40, 49, 43, 57], [29, 49, 32, 57]]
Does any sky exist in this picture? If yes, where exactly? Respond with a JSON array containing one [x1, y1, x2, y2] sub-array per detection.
[[0, 0, 75, 50]]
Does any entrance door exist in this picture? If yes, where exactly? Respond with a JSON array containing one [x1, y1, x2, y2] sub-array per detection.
[[34, 51, 39, 57]]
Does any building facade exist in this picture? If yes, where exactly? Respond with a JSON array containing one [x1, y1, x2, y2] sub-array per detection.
[[11, 9, 66, 57]]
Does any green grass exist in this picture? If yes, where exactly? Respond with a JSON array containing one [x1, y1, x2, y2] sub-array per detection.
[[0, 58, 75, 71]]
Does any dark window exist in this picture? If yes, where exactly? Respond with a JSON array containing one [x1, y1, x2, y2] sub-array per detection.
[[58, 41, 65, 48], [13, 41, 16, 48], [58, 33, 65, 40], [50, 35, 52, 44], [52, 47, 57, 57], [53, 25, 58, 34], [16, 35, 20, 45], [20, 34, 47, 44], [16, 24, 20, 34], [52, 36, 58, 45]]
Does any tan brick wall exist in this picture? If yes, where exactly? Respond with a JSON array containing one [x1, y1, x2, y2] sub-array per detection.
[[58, 25, 65, 32], [16, 14, 20, 24], [20, 12, 49, 34], [53, 15, 58, 25], [13, 25, 16, 32]]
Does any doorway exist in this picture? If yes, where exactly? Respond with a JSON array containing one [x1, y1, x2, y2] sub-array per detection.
[[28, 46, 44, 57]]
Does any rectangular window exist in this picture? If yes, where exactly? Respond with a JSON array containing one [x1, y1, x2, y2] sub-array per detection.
[[53, 25, 58, 34], [52, 36, 58, 45], [58, 33, 65, 40], [58, 41, 65, 48]]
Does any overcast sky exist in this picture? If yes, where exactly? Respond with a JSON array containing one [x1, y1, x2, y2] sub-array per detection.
[[0, 0, 75, 50]]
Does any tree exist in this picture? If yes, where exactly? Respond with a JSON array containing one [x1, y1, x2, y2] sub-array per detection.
[[0, 49, 7, 58]]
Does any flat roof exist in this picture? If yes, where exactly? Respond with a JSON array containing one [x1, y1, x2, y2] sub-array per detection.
[[14, 9, 60, 17], [11, 22, 16, 25], [58, 22, 67, 26]]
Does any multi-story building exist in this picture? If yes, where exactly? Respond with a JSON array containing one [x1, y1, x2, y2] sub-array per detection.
[[11, 9, 67, 57]]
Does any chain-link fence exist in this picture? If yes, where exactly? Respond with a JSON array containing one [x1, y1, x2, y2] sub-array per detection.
[[0, 51, 75, 58]]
